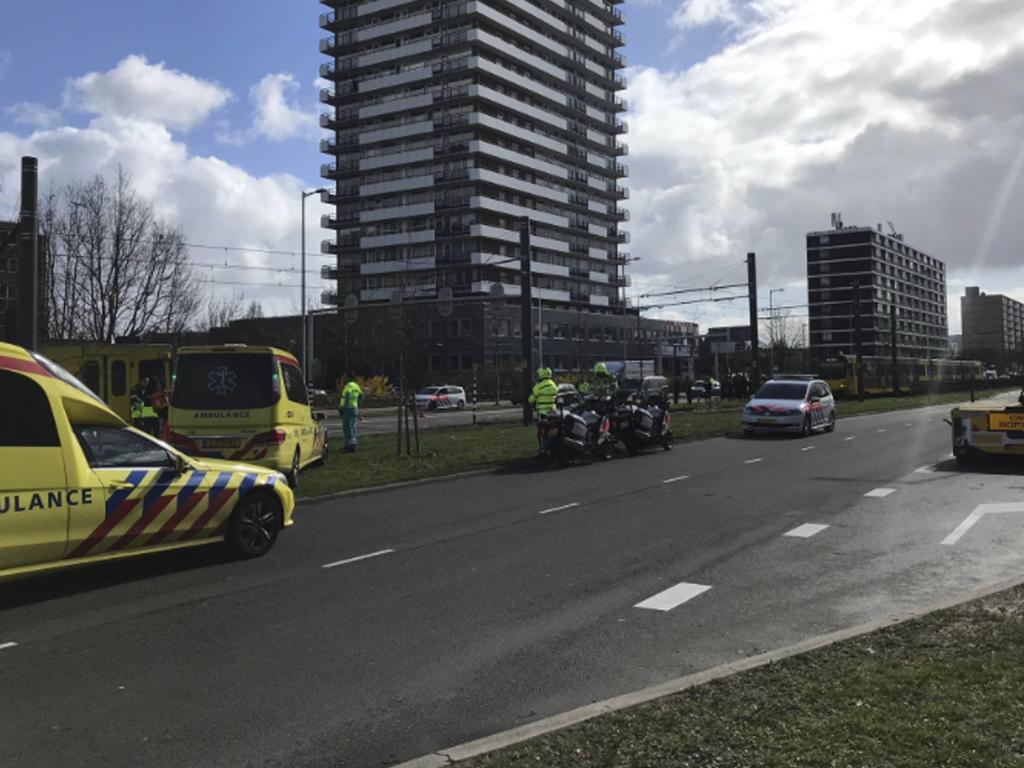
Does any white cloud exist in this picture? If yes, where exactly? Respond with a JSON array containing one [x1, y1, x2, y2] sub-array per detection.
[[250, 73, 317, 141], [217, 73, 318, 145], [65, 54, 231, 131], [671, 0, 744, 30], [625, 0, 1024, 333], [5, 102, 60, 129], [1, 68, 326, 315]]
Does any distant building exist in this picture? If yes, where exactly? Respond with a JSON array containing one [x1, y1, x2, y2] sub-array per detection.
[[807, 216, 948, 362], [948, 334, 962, 357], [317, 0, 632, 376], [961, 286, 1024, 366]]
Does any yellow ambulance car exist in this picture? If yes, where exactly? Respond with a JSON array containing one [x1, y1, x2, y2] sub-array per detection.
[[0, 342, 294, 580], [167, 345, 328, 488], [951, 391, 1024, 463]]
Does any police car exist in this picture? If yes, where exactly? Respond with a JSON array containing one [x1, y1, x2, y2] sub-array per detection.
[[0, 342, 295, 579]]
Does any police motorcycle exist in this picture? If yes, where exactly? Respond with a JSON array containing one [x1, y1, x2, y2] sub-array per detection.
[[610, 380, 674, 455], [538, 391, 616, 467]]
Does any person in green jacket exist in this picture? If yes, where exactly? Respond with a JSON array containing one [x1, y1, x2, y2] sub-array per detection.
[[338, 374, 364, 452], [528, 367, 559, 455]]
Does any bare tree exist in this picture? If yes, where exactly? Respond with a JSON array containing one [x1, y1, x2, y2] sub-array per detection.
[[206, 290, 246, 330], [244, 301, 264, 320], [42, 167, 203, 341]]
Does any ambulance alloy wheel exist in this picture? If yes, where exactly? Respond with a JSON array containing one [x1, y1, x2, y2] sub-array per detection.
[[226, 491, 281, 558]]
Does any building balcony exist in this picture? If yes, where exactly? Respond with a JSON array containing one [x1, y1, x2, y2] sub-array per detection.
[[611, 185, 629, 200], [321, 290, 339, 306], [611, 273, 632, 286], [608, 251, 630, 264], [321, 264, 339, 280], [612, 140, 628, 155], [612, 96, 628, 112], [613, 230, 630, 244], [321, 239, 337, 255], [613, 208, 629, 222]]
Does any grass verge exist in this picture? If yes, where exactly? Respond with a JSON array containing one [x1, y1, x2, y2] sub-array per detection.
[[459, 583, 1024, 768], [300, 388, 1009, 498]]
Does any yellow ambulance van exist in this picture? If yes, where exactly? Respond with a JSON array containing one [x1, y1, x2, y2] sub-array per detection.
[[167, 345, 328, 488]]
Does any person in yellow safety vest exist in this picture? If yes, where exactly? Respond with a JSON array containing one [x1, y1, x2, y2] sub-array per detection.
[[130, 377, 160, 437], [528, 367, 559, 456], [338, 374, 364, 453], [587, 362, 619, 399]]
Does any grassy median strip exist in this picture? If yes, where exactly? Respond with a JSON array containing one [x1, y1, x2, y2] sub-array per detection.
[[300, 389, 1009, 498], [461, 584, 1024, 768]]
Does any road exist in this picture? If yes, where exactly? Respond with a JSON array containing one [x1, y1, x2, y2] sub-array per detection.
[[2, 393, 1024, 767], [320, 404, 522, 437]]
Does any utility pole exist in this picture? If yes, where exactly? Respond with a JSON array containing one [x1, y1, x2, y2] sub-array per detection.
[[519, 217, 533, 426], [890, 303, 899, 397], [747, 253, 759, 385], [768, 287, 785, 377], [854, 279, 864, 400], [301, 187, 327, 378]]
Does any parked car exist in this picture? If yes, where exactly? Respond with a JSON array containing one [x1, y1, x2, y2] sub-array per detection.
[[415, 385, 467, 411], [741, 376, 836, 437]]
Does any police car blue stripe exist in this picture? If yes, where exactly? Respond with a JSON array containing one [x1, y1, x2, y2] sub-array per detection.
[[238, 473, 258, 496]]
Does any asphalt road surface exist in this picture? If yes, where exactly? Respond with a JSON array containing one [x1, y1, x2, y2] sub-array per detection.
[[3, 393, 1024, 767]]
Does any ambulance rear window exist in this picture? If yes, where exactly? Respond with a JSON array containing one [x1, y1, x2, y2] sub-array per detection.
[[172, 353, 278, 410], [0, 370, 59, 447]]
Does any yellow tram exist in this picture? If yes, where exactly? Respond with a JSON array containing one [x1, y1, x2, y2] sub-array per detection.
[[819, 354, 983, 397]]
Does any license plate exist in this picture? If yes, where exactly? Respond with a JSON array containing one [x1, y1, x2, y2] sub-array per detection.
[[989, 412, 1024, 431], [203, 438, 240, 449], [757, 418, 776, 425]]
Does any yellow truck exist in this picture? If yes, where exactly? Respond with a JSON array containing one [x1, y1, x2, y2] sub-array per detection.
[[950, 390, 1024, 463], [0, 342, 294, 579], [38, 343, 173, 422]]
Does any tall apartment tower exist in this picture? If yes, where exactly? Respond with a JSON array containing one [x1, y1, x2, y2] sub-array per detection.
[[961, 286, 1024, 366], [807, 217, 948, 362], [318, 0, 630, 315]]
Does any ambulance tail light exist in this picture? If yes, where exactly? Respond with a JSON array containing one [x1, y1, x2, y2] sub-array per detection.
[[271, 428, 287, 445]]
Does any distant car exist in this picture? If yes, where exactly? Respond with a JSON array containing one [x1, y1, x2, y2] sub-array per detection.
[[415, 385, 467, 411], [984, 368, 998, 381], [742, 377, 836, 437]]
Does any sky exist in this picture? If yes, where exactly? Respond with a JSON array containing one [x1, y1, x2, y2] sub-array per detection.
[[2, 0, 1023, 336]]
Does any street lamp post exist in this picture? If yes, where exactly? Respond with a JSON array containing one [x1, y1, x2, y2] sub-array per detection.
[[301, 187, 328, 381], [768, 287, 785, 376]]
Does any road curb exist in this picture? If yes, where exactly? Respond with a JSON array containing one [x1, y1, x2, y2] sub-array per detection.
[[390, 572, 1024, 768], [297, 466, 500, 504]]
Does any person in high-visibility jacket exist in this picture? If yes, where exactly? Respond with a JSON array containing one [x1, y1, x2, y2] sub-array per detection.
[[338, 374, 364, 452], [528, 367, 559, 456], [130, 377, 160, 437], [587, 362, 619, 399]]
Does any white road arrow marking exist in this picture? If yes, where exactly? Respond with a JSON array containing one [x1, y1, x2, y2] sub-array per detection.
[[942, 502, 1024, 545]]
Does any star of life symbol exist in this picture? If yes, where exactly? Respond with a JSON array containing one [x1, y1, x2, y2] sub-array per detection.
[[207, 366, 238, 396]]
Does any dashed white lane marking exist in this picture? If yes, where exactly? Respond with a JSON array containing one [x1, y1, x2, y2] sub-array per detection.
[[844, 436, 856, 442], [801, 446, 816, 452], [915, 465, 936, 474], [784, 523, 829, 538], [876, 428, 888, 433], [538, 502, 580, 515], [904, 423, 913, 427], [662, 475, 690, 484], [0, 642, 17, 652], [322, 549, 395, 569], [864, 487, 896, 498], [744, 458, 763, 465], [635, 582, 711, 612], [942, 502, 1024, 545]]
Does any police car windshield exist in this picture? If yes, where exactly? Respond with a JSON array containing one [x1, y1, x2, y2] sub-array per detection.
[[419, 387, 441, 395], [173, 353, 277, 410], [32, 353, 105, 405], [754, 382, 810, 400]]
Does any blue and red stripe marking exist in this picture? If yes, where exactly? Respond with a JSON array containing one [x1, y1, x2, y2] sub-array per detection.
[[107, 469, 179, 552], [179, 472, 237, 541], [68, 470, 150, 558], [146, 471, 209, 547]]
